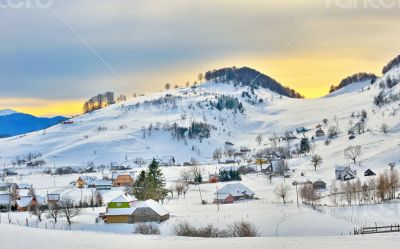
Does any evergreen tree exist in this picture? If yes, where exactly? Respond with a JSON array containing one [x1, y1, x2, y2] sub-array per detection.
[[300, 137, 310, 154]]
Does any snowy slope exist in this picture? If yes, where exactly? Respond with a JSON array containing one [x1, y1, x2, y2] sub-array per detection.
[[0, 109, 18, 116], [0, 66, 399, 185]]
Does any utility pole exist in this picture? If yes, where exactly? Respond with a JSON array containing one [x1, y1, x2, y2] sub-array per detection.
[[216, 186, 219, 211], [294, 181, 299, 207]]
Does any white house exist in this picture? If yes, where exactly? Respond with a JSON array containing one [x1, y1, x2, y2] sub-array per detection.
[[216, 183, 255, 200], [335, 166, 356, 181]]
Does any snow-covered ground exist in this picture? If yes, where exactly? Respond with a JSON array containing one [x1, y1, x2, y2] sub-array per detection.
[[1, 222, 400, 249], [1, 63, 400, 247]]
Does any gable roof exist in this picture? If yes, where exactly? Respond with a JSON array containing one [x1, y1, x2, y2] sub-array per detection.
[[16, 196, 33, 208], [0, 194, 11, 205], [112, 172, 135, 181], [136, 199, 169, 216], [216, 183, 255, 197], [109, 194, 137, 203]]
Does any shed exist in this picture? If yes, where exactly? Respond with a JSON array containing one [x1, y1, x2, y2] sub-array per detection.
[[216, 183, 255, 201], [313, 180, 327, 190], [131, 199, 170, 223], [315, 129, 325, 137], [364, 169, 376, 177], [214, 193, 234, 204]]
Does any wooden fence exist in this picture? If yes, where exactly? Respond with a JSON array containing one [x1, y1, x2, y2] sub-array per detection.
[[354, 224, 400, 235]]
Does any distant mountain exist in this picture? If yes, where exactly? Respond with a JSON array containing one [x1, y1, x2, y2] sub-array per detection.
[[329, 73, 378, 94], [0, 111, 67, 138], [204, 67, 304, 98]]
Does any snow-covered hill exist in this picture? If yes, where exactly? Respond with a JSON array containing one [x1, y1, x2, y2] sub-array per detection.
[[0, 62, 399, 185]]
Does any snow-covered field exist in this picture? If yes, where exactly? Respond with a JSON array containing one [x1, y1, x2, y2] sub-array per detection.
[[1, 62, 400, 247]]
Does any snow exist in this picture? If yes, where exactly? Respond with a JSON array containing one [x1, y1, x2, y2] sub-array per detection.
[[105, 207, 136, 216], [217, 183, 255, 197], [0, 109, 17, 116], [138, 199, 169, 216], [0, 66, 400, 246], [1, 223, 400, 249], [110, 194, 137, 203]]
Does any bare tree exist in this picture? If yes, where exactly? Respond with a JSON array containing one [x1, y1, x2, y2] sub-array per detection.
[[29, 201, 46, 222], [47, 203, 60, 223], [274, 183, 290, 204], [344, 145, 362, 164], [180, 168, 191, 185], [175, 182, 185, 198], [212, 148, 223, 163], [311, 154, 323, 171], [59, 195, 82, 225]]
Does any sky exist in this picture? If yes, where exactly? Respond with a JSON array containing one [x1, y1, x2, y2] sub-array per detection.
[[1, 0, 400, 116]]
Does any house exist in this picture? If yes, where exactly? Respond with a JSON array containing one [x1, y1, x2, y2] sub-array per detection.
[[265, 159, 288, 175], [16, 183, 32, 190], [0, 193, 11, 210], [214, 193, 234, 204], [296, 127, 310, 134], [47, 193, 60, 204], [216, 183, 255, 201], [104, 195, 169, 223], [209, 174, 219, 183], [112, 172, 135, 187], [16, 195, 47, 212], [104, 194, 137, 223], [76, 176, 99, 188], [315, 129, 325, 137], [96, 180, 112, 191], [313, 180, 327, 191], [335, 166, 356, 181], [364, 169, 376, 177], [0, 182, 9, 192], [131, 200, 170, 223]]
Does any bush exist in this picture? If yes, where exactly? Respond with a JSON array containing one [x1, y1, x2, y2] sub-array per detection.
[[134, 223, 160, 235], [228, 221, 260, 237], [174, 220, 258, 238]]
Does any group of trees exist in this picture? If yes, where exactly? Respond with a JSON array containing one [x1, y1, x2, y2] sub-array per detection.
[[204, 67, 303, 98], [219, 169, 241, 182], [83, 92, 115, 114], [27, 195, 82, 225], [210, 95, 244, 113], [132, 159, 168, 202], [329, 168, 399, 205], [180, 165, 204, 184]]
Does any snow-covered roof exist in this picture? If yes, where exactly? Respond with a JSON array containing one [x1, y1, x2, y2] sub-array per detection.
[[0, 194, 11, 205], [16, 196, 33, 208], [137, 199, 169, 216], [105, 207, 136, 216], [17, 183, 32, 189], [109, 194, 137, 203], [47, 194, 60, 201], [111, 172, 135, 180], [217, 183, 255, 197]]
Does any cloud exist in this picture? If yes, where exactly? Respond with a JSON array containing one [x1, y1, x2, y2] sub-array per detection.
[[0, 0, 399, 105]]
